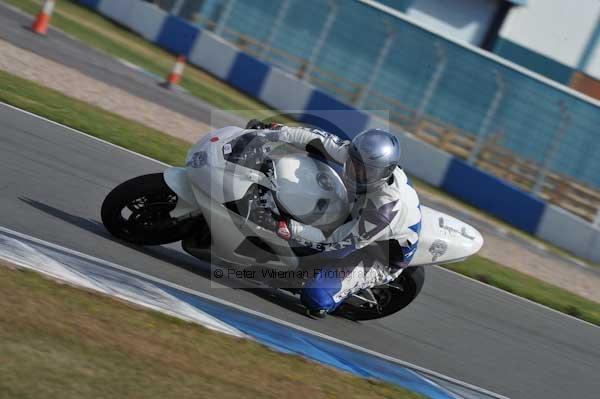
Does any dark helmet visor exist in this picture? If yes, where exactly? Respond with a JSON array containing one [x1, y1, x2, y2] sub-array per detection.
[[344, 156, 393, 186]]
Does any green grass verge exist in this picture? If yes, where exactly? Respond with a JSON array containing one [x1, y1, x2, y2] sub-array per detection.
[[0, 264, 424, 399], [444, 256, 600, 326], [1, 69, 598, 326], [0, 69, 188, 166], [2, 0, 285, 120]]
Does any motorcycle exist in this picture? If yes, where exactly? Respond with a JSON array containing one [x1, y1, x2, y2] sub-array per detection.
[[101, 126, 483, 320]]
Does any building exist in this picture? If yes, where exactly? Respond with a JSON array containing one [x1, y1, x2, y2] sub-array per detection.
[[377, 0, 525, 49], [378, 0, 600, 99]]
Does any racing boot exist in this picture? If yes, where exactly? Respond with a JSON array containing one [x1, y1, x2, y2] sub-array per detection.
[[306, 308, 328, 319]]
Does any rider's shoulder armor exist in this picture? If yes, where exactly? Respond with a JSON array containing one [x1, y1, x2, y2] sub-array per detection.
[[363, 168, 421, 245]]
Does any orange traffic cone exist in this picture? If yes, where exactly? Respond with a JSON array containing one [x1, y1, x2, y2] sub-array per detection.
[[32, 0, 56, 35], [162, 55, 186, 89]]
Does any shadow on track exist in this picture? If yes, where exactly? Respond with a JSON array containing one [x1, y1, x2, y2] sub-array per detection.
[[18, 196, 312, 318]]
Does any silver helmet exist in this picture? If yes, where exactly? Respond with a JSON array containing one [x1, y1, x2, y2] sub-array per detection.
[[343, 129, 401, 193]]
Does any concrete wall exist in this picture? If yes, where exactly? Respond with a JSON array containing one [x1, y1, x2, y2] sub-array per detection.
[[78, 0, 600, 264]]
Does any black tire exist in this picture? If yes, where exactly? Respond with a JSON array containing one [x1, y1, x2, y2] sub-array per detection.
[[335, 266, 425, 321], [101, 173, 195, 245]]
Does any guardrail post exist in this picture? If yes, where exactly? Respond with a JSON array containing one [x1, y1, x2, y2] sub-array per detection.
[[468, 70, 506, 165], [171, 0, 185, 15], [301, 0, 338, 81], [215, 0, 236, 36], [594, 209, 600, 228], [355, 25, 395, 108], [532, 101, 570, 195], [260, 0, 291, 59], [413, 42, 446, 129]]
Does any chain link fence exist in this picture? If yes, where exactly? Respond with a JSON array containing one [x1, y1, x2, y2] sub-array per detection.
[[151, 0, 600, 223]]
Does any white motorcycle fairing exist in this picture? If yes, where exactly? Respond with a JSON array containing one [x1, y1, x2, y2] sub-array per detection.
[[163, 127, 483, 269]]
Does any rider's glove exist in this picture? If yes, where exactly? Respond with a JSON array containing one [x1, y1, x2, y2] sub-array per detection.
[[245, 119, 265, 129], [245, 119, 284, 131]]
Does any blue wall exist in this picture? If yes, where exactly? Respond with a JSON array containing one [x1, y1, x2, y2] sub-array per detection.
[[227, 53, 270, 98], [156, 15, 201, 56], [442, 159, 545, 234]]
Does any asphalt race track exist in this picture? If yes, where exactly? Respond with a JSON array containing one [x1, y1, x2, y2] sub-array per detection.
[[1, 104, 599, 398]]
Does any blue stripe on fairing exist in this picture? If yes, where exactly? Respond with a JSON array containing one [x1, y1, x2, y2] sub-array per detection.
[[409, 221, 422, 235], [163, 285, 457, 399]]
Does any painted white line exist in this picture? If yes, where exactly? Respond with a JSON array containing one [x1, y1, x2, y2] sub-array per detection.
[[0, 225, 506, 399], [4, 254, 242, 336], [435, 265, 599, 329], [116, 58, 147, 74], [0, 229, 243, 337], [568, 257, 591, 269]]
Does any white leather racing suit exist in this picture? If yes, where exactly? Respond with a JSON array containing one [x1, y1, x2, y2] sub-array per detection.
[[270, 126, 423, 312]]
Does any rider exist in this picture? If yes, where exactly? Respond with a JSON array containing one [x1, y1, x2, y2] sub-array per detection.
[[246, 120, 422, 318]]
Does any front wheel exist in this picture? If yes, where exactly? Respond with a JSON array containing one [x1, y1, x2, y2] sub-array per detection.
[[101, 173, 196, 245], [334, 266, 425, 321]]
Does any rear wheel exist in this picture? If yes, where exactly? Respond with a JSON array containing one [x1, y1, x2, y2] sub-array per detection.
[[101, 173, 196, 245], [334, 266, 425, 321]]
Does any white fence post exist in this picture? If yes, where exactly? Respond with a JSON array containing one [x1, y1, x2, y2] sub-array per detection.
[[414, 41, 446, 128], [594, 209, 600, 228], [171, 0, 185, 15], [260, 0, 291, 59], [468, 70, 506, 165], [532, 101, 570, 195], [215, 0, 236, 36], [355, 26, 395, 108], [302, 0, 338, 81]]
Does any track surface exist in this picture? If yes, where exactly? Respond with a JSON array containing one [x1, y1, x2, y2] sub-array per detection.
[[2, 105, 600, 399]]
